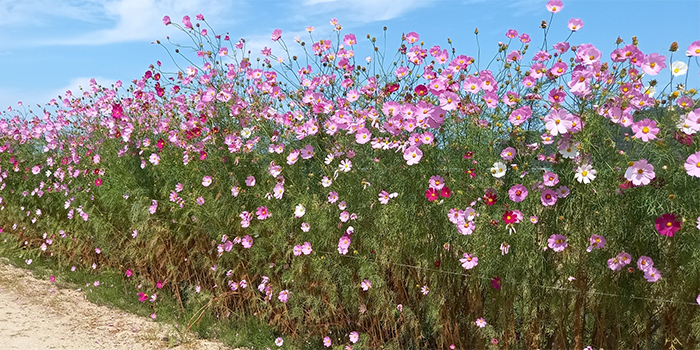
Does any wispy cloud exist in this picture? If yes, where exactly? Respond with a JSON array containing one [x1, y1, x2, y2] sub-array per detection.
[[1, 0, 238, 46], [301, 0, 439, 23]]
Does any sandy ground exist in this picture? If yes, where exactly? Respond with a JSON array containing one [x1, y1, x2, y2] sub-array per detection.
[[0, 259, 242, 350]]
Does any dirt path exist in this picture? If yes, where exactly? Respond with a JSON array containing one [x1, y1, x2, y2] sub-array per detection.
[[0, 260, 241, 350]]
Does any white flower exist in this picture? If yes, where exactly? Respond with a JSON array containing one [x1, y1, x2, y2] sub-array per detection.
[[294, 204, 306, 218], [671, 60, 688, 77], [324, 154, 334, 165], [574, 164, 597, 184], [642, 85, 656, 98], [241, 127, 252, 139], [339, 159, 352, 172], [490, 161, 507, 178], [321, 176, 332, 187]]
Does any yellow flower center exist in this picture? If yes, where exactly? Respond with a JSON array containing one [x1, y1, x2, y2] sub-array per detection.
[[552, 6, 557, 10], [667, 222, 673, 227], [696, 162, 700, 168], [556, 239, 562, 244], [674, 68, 680, 73], [637, 169, 644, 174], [642, 126, 649, 133], [650, 62, 656, 68], [582, 170, 588, 177], [516, 190, 522, 196]]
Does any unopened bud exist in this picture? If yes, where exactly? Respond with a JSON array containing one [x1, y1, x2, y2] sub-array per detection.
[[474, 28, 479, 35], [669, 42, 678, 52], [632, 36, 638, 46], [541, 20, 547, 29], [615, 37, 623, 45]]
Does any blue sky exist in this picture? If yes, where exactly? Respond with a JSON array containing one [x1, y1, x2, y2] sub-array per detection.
[[1, 0, 699, 112]]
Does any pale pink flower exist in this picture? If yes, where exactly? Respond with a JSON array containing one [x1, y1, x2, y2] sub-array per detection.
[[625, 159, 655, 186]]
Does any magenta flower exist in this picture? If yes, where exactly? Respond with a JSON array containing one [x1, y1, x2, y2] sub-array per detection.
[[655, 213, 681, 237], [644, 268, 661, 282], [637, 256, 654, 272], [460, 253, 478, 270], [138, 292, 148, 302], [547, 234, 568, 252], [625, 159, 655, 186], [256, 206, 270, 220], [642, 53, 667, 76], [508, 184, 528, 202], [543, 171, 559, 187], [94, 178, 102, 187], [540, 189, 558, 206], [567, 18, 584, 31], [491, 277, 501, 290], [126, 269, 133, 277], [425, 188, 439, 202], [500, 147, 516, 161], [632, 119, 659, 142], [684, 151, 700, 178]]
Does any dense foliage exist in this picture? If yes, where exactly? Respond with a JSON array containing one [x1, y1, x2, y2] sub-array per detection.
[[2, 1, 700, 349]]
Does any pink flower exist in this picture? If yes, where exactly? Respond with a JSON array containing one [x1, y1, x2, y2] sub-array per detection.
[[271, 29, 282, 41], [94, 178, 102, 187], [500, 147, 516, 161], [421, 285, 429, 295], [547, 234, 568, 252], [476, 318, 487, 328], [126, 269, 133, 277], [508, 106, 532, 126], [586, 235, 606, 252], [241, 235, 253, 249], [644, 267, 661, 282], [642, 53, 667, 76], [301, 242, 312, 255], [278, 290, 289, 303], [568, 18, 584, 31], [429, 175, 445, 190], [196, 196, 205, 205], [403, 145, 423, 165], [655, 213, 681, 237], [323, 336, 332, 347], [631, 119, 659, 142], [256, 206, 270, 220], [546, 0, 563, 13], [687, 41, 700, 57], [544, 109, 573, 136], [349, 331, 359, 344], [625, 159, 655, 186], [338, 235, 351, 255], [684, 151, 700, 177], [245, 176, 256, 186], [637, 256, 654, 272], [543, 171, 559, 187], [300, 145, 314, 159], [361, 279, 372, 291], [138, 292, 148, 302], [540, 189, 558, 206], [508, 184, 528, 202], [460, 253, 478, 270]]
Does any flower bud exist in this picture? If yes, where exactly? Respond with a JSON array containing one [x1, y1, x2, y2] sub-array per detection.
[[669, 42, 678, 52]]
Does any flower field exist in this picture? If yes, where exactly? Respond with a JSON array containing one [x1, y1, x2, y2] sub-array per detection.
[[2, 0, 700, 348]]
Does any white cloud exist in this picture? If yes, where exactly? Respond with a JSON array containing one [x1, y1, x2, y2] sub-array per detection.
[[301, 0, 438, 23]]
